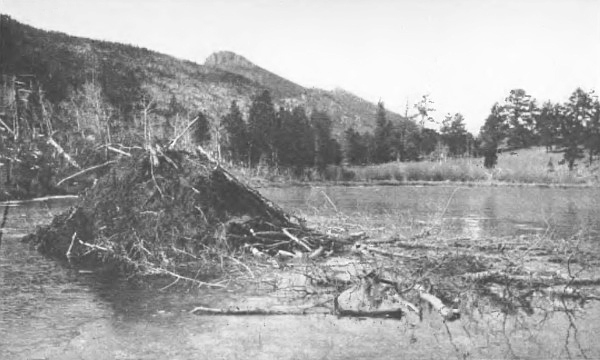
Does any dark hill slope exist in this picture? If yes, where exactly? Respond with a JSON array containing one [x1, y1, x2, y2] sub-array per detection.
[[0, 15, 412, 140]]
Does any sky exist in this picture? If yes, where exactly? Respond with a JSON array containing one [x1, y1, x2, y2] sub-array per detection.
[[2, 0, 599, 133]]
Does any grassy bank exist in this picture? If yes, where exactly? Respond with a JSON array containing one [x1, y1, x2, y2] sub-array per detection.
[[344, 147, 599, 186]]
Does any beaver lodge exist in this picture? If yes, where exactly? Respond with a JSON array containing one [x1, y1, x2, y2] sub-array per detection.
[[23, 145, 600, 321]]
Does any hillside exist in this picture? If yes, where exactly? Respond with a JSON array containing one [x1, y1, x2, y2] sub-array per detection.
[[205, 51, 411, 136], [0, 15, 412, 140]]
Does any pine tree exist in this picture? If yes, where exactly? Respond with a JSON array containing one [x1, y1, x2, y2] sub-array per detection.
[[480, 103, 506, 168], [311, 110, 337, 169], [440, 113, 468, 157], [247, 90, 276, 166], [560, 88, 594, 170], [501, 89, 538, 149], [344, 127, 368, 165], [372, 101, 393, 163], [191, 111, 211, 146], [584, 99, 600, 165], [535, 101, 561, 152], [222, 101, 248, 164]]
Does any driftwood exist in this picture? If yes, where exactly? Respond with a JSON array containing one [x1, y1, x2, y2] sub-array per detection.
[[415, 284, 458, 321], [191, 304, 327, 315], [56, 160, 117, 186]]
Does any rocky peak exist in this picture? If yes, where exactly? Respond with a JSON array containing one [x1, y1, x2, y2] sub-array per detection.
[[204, 51, 256, 68]]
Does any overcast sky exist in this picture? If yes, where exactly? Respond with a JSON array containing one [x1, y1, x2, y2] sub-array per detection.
[[2, 0, 599, 132]]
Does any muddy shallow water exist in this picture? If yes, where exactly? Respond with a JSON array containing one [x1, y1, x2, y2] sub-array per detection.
[[1, 189, 600, 359]]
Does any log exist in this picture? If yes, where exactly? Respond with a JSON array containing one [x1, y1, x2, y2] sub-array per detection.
[[415, 284, 458, 321], [191, 302, 330, 315]]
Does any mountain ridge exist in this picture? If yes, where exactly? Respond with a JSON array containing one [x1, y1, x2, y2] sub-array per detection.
[[0, 15, 413, 140]]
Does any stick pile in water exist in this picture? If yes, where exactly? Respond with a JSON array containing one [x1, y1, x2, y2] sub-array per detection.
[[24, 145, 342, 286]]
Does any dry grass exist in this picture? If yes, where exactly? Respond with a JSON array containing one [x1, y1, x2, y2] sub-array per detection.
[[347, 147, 600, 185]]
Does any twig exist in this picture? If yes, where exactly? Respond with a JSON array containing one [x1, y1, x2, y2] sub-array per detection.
[[106, 145, 132, 157], [226, 255, 255, 278], [283, 228, 312, 252], [149, 151, 164, 198], [57, 160, 117, 186], [78, 239, 110, 252], [320, 191, 339, 213], [433, 187, 463, 230], [0, 117, 14, 135], [158, 278, 180, 291], [194, 206, 208, 224], [66, 232, 77, 259], [149, 267, 227, 288]]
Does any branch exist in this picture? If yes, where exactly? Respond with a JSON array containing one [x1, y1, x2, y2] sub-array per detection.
[[415, 284, 458, 321], [47, 137, 81, 169], [66, 232, 77, 259], [168, 116, 199, 149], [106, 145, 132, 157], [56, 160, 117, 186], [283, 228, 312, 252], [0, 118, 14, 135]]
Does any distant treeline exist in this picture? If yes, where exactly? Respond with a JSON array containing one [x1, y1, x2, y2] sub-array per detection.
[[479, 88, 600, 170], [219, 90, 342, 172], [217, 93, 477, 169]]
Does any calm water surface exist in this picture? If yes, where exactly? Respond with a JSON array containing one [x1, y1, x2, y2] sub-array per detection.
[[1, 188, 599, 359], [261, 185, 600, 239]]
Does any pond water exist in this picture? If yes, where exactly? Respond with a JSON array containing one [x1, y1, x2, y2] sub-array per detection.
[[1, 188, 600, 359], [261, 185, 600, 240]]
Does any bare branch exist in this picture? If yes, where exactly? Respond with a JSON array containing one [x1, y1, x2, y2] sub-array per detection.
[[57, 160, 117, 186]]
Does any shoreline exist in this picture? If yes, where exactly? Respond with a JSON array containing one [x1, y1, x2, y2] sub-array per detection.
[[252, 178, 600, 189], [2, 180, 598, 204]]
